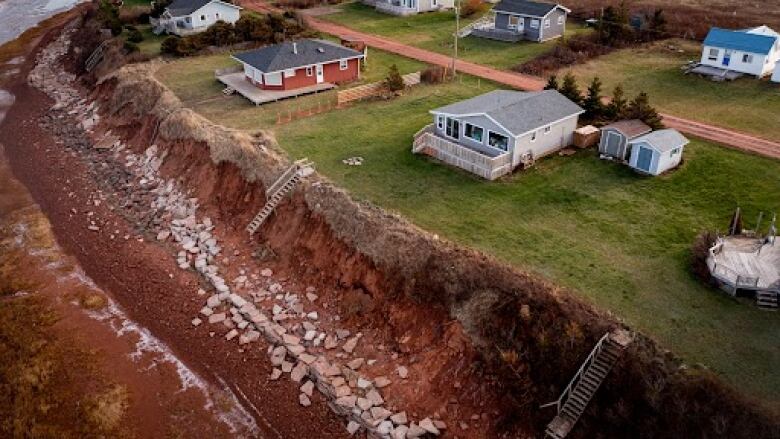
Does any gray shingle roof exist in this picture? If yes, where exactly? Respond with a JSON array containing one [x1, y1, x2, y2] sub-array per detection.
[[631, 129, 689, 153], [167, 0, 236, 17], [493, 0, 563, 17], [233, 39, 364, 73], [602, 119, 652, 139], [431, 90, 584, 136]]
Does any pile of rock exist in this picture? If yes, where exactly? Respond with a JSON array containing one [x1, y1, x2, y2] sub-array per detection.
[[342, 157, 364, 166]]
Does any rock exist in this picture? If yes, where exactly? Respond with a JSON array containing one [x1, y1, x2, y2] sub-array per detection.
[[304, 330, 317, 341], [208, 313, 226, 324], [324, 336, 338, 350], [346, 420, 361, 435], [370, 407, 392, 421], [261, 268, 273, 277], [374, 376, 392, 388], [206, 295, 221, 308], [336, 329, 350, 340], [282, 361, 294, 373], [357, 397, 373, 411], [336, 395, 357, 409], [343, 337, 359, 354], [419, 418, 440, 435], [397, 366, 409, 379], [391, 425, 409, 439], [239, 330, 260, 345], [156, 230, 170, 241], [229, 293, 247, 308], [390, 412, 408, 425], [270, 368, 282, 380], [306, 292, 318, 302], [406, 423, 427, 438], [282, 334, 301, 346], [433, 420, 447, 430], [300, 380, 314, 396], [377, 420, 394, 435], [347, 358, 364, 370], [291, 362, 308, 382], [357, 378, 372, 389], [299, 393, 311, 407], [306, 311, 318, 320], [191, 318, 202, 327], [200, 307, 214, 317], [459, 421, 469, 430], [272, 304, 283, 315], [366, 389, 384, 406], [334, 385, 352, 398], [298, 353, 317, 365]]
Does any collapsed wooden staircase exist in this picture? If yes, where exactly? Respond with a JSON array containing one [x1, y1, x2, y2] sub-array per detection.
[[84, 40, 110, 72], [756, 290, 778, 310], [543, 329, 632, 439], [246, 159, 314, 236]]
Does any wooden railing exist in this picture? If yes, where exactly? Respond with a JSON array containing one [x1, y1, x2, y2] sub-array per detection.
[[337, 71, 421, 106], [412, 125, 511, 180], [542, 333, 610, 414]]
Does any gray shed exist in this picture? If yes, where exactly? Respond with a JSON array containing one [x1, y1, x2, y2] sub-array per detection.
[[598, 119, 652, 161]]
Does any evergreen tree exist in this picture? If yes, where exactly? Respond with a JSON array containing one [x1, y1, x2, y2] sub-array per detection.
[[648, 9, 667, 35], [598, 2, 631, 45], [545, 74, 559, 91], [607, 84, 628, 119], [558, 72, 582, 105], [626, 92, 663, 129], [583, 76, 605, 120], [385, 64, 405, 92]]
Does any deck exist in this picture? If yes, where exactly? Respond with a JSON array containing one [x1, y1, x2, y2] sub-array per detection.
[[412, 124, 512, 180], [470, 26, 525, 42], [707, 236, 780, 292], [216, 72, 335, 106]]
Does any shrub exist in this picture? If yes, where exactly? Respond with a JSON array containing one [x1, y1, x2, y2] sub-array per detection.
[[459, 0, 487, 18], [626, 92, 663, 129], [97, 0, 123, 36], [123, 41, 139, 53], [198, 21, 240, 46], [544, 74, 559, 91], [235, 14, 272, 41], [690, 231, 717, 283], [558, 72, 582, 105], [421, 65, 446, 84], [160, 36, 180, 55], [384, 64, 405, 92], [126, 27, 144, 43]]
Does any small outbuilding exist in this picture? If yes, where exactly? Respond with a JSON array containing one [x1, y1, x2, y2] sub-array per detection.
[[627, 129, 689, 175], [598, 119, 652, 161]]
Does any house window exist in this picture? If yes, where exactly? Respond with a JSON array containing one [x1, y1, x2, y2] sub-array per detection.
[[464, 123, 484, 143], [544, 126, 551, 134], [544, 19, 551, 29], [283, 69, 295, 78], [215, 13, 220, 19], [339, 59, 349, 70], [670, 147, 680, 156], [185, 17, 191, 23], [306, 66, 314, 76], [558, 15, 564, 25], [200, 14, 206, 21], [708, 48, 719, 61], [742, 53, 754, 63], [264, 72, 283, 86], [437, 115, 444, 129], [508, 15, 520, 30], [445, 118, 460, 139], [530, 19, 540, 29], [488, 131, 509, 151], [531, 131, 537, 142]]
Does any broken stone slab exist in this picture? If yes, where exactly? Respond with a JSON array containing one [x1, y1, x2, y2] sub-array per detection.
[[377, 420, 394, 435], [287, 344, 306, 357], [343, 336, 359, 354], [357, 378, 372, 390], [374, 376, 392, 388], [206, 294, 221, 308], [200, 306, 214, 317], [334, 385, 352, 398], [391, 425, 409, 439], [239, 330, 260, 345], [336, 396, 357, 410], [419, 418, 440, 435], [156, 230, 170, 241], [282, 334, 301, 346], [433, 420, 447, 431], [324, 336, 339, 350], [347, 358, 364, 370], [390, 412, 408, 425], [208, 313, 226, 324], [406, 423, 427, 438], [299, 393, 311, 407], [191, 318, 202, 327], [370, 407, 392, 422], [336, 329, 350, 340], [298, 353, 317, 365], [366, 389, 384, 406], [281, 361, 294, 373], [225, 329, 239, 341], [304, 330, 317, 341], [300, 380, 315, 397], [306, 292, 318, 302], [270, 368, 282, 380], [290, 362, 308, 382], [397, 366, 409, 379], [229, 293, 247, 308], [356, 397, 373, 411], [346, 420, 361, 436]]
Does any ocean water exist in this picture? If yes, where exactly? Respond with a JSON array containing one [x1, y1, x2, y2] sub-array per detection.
[[0, 0, 83, 46]]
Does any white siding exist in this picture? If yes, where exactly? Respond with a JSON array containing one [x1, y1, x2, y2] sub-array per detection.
[[700, 44, 774, 77], [628, 142, 684, 176], [512, 116, 578, 166]]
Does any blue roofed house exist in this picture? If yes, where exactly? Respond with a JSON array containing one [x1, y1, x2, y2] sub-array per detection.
[[700, 26, 780, 77], [412, 90, 584, 180]]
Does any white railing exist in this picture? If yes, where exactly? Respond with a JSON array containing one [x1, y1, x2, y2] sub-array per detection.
[[412, 126, 511, 180], [215, 65, 242, 78], [374, 1, 416, 15], [542, 333, 610, 414]]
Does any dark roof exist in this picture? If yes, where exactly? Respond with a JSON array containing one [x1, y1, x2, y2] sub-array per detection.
[[631, 129, 689, 153], [703, 27, 778, 55], [167, 0, 238, 17], [493, 0, 565, 17], [602, 119, 652, 139], [233, 39, 364, 73], [431, 90, 584, 136]]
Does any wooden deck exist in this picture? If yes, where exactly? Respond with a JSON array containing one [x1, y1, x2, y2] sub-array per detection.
[[216, 72, 335, 106], [708, 237, 780, 292], [412, 124, 512, 180]]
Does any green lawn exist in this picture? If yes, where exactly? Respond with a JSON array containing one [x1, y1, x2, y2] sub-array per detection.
[[126, 24, 166, 57], [156, 49, 425, 130], [565, 39, 780, 141], [320, 2, 591, 70], [270, 79, 780, 406]]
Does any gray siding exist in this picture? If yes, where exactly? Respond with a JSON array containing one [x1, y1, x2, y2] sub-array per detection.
[[598, 128, 629, 159], [512, 116, 578, 166], [432, 114, 514, 157], [491, 13, 549, 41], [540, 8, 566, 41], [523, 16, 542, 41]]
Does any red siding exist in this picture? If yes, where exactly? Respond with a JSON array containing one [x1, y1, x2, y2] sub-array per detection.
[[246, 58, 361, 91]]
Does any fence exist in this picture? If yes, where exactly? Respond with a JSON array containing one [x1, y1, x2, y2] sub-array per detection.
[[336, 71, 421, 107], [275, 93, 339, 125]]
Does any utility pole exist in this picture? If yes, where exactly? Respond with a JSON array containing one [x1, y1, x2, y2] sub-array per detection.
[[452, 0, 459, 76]]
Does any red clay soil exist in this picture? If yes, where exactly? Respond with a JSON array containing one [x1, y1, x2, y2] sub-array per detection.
[[0, 21, 349, 439], [242, 0, 780, 161]]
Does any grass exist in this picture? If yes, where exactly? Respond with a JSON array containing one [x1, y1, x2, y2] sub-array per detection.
[[564, 39, 780, 141], [126, 24, 166, 57], [319, 2, 592, 70], [156, 48, 425, 130], [268, 78, 780, 406]]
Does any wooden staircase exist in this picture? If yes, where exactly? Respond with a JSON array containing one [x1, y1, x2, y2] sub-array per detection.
[[246, 159, 314, 236], [543, 330, 632, 439], [756, 290, 778, 310], [84, 40, 110, 72]]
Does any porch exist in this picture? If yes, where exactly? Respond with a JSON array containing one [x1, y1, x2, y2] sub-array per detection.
[[216, 69, 336, 106], [707, 236, 780, 293], [412, 124, 512, 180], [470, 26, 525, 42], [373, 0, 417, 15]]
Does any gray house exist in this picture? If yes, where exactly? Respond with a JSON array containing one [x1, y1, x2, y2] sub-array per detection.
[[598, 119, 652, 161], [412, 90, 584, 180], [469, 0, 569, 42]]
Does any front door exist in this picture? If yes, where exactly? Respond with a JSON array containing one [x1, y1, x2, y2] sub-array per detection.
[[605, 132, 622, 158], [723, 49, 732, 66], [316, 64, 324, 83], [636, 146, 653, 172]]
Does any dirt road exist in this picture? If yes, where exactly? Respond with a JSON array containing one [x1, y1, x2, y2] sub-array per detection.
[[239, 0, 780, 160]]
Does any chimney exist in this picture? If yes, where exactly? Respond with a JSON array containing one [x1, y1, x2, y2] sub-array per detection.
[[292, 42, 297, 55]]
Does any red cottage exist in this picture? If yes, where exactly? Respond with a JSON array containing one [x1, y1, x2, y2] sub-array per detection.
[[232, 39, 365, 91]]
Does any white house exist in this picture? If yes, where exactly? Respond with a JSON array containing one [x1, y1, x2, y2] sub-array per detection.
[[700, 26, 780, 77], [152, 0, 242, 36], [362, 0, 454, 16], [627, 129, 689, 176], [772, 60, 780, 83]]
